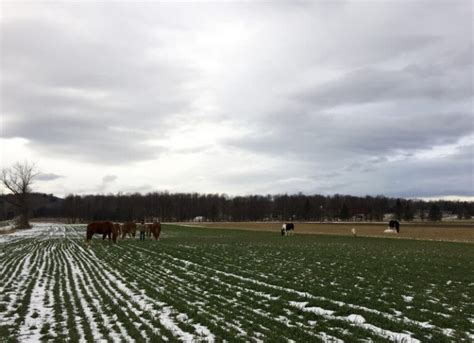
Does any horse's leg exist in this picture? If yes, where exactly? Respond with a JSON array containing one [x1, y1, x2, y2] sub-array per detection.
[[85, 232, 92, 247]]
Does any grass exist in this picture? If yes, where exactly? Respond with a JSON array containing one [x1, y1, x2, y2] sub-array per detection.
[[0, 224, 473, 341]]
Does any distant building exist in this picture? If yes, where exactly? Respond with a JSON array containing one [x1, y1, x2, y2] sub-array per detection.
[[193, 216, 205, 222], [352, 214, 365, 221]]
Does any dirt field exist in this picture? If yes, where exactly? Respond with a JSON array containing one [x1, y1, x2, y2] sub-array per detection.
[[179, 221, 474, 243]]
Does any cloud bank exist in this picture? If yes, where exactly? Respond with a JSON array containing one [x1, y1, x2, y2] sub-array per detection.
[[1, 1, 472, 198]]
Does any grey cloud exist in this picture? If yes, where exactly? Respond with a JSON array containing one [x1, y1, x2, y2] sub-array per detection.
[[36, 173, 63, 181], [1, 14, 196, 164], [96, 174, 118, 193], [376, 146, 473, 198], [308, 144, 474, 198], [224, 110, 472, 160], [3, 116, 165, 163], [298, 63, 472, 109], [102, 175, 117, 183], [1, 1, 472, 198]]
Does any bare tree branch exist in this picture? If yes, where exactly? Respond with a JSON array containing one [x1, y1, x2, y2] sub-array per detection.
[[1, 161, 38, 229]]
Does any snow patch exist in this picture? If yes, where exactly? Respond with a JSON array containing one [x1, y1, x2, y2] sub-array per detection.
[[347, 314, 366, 324]]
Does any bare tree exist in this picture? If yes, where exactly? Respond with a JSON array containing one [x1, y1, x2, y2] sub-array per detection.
[[1, 161, 38, 229]]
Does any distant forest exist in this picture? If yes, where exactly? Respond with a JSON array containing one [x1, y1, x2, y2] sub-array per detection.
[[1, 192, 472, 223]]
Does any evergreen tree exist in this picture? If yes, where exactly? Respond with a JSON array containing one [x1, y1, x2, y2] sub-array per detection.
[[428, 203, 442, 221], [419, 206, 426, 221], [461, 202, 472, 219], [340, 203, 350, 221], [394, 199, 403, 220], [403, 201, 414, 221], [303, 199, 312, 220]]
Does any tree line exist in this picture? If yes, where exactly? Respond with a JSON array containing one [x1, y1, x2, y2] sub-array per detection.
[[2, 161, 471, 228], [60, 192, 473, 223]]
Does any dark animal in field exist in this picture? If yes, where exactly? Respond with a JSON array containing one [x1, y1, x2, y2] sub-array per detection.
[[388, 220, 400, 233], [138, 222, 162, 240], [121, 222, 137, 238], [86, 221, 118, 246], [114, 223, 122, 238], [146, 221, 161, 240], [281, 223, 295, 236]]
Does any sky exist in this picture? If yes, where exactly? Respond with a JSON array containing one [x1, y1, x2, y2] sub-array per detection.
[[0, 1, 473, 199]]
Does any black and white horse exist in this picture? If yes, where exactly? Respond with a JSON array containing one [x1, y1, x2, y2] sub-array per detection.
[[388, 220, 400, 233], [281, 223, 295, 236]]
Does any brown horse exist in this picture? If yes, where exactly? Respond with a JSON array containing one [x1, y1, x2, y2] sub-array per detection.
[[113, 223, 122, 238], [86, 221, 118, 246], [121, 222, 137, 239], [144, 221, 161, 240]]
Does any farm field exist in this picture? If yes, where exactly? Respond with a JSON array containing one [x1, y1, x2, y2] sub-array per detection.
[[181, 221, 474, 243], [0, 224, 473, 342]]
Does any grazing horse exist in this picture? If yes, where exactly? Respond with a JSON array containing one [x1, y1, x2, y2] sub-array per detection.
[[114, 223, 122, 238], [281, 223, 295, 236], [144, 221, 161, 240], [121, 222, 137, 239], [388, 220, 400, 233], [138, 221, 162, 241], [86, 221, 118, 246]]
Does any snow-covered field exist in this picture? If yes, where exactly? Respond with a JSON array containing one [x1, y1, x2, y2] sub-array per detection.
[[0, 224, 472, 342]]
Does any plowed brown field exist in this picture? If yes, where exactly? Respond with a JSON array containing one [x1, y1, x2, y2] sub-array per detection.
[[179, 221, 474, 243]]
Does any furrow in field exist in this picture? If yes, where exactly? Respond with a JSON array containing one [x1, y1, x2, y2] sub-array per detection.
[[172, 237, 465, 340], [1, 241, 44, 328], [136, 246, 429, 341], [17, 239, 54, 341], [83, 239, 219, 341], [49, 241, 68, 340], [63, 247, 109, 341], [110, 244, 326, 341], [165, 259, 346, 341], [109, 244, 251, 339], [55, 241, 92, 342], [109, 248, 248, 339], [64, 242, 143, 342], [0, 245, 31, 293], [56, 240, 88, 342], [0, 245, 26, 284], [40, 241, 57, 341], [70, 239, 168, 339], [69, 238, 193, 341], [125, 246, 312, 334]]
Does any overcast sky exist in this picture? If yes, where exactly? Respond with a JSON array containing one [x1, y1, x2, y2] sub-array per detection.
[[1, 1, 473, 199]]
